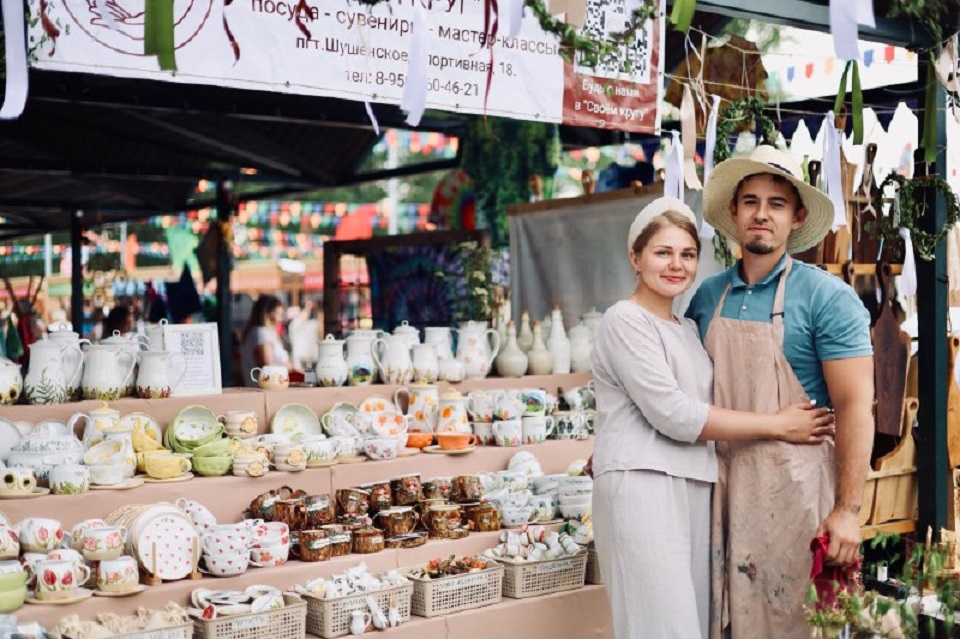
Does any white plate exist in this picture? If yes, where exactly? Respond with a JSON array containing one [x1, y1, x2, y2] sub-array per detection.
[[0, 418, 24, 461], [120, 413, 162, 444], [358, 395, 396, 414], [270, 404, 322, 438], [135, 512, 198, 580]]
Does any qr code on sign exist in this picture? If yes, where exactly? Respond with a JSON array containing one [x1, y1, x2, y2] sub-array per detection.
[[180, 332, 205, 357], [575, 0, 653, 82]]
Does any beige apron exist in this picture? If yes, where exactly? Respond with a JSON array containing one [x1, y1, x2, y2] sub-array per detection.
[[705, 258, 836, 639]]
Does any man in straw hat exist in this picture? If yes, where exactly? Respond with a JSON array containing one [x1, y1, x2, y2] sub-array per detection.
[[685, 145, 875, 638]]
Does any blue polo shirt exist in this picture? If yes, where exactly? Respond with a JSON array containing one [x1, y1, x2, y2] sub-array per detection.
[[685, 254, 873, 407]]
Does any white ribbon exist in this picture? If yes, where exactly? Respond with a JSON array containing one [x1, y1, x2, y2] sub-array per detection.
[[364, 102, 380, 136], [823, 112, 847, 230], [829, 0, 875, 61], [681, 85, 702, 191], [507, 0, 524, 38], [400, 3, 431, 127], [0, 0, 29, 120], [703, 95, 721, 182], [899, 228, 917, 298], [663, 130, 684, 202]]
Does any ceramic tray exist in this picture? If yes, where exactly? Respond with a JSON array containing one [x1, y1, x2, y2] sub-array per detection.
[[271, 404, 322, 438]]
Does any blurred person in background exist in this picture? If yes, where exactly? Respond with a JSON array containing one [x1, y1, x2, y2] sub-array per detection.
[[240, 294, 292, 387]]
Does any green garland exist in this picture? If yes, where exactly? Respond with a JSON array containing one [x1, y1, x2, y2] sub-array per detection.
[[525, 0, 659, 68], [871, 172, 960, 261], [710, 97, 779, 266]]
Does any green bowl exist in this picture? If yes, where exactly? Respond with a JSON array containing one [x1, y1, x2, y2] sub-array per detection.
[[0, 571, 27, 591], [191, 455, 233, 477], [191, 437, 238, 458], [0, 584, 26, 612]]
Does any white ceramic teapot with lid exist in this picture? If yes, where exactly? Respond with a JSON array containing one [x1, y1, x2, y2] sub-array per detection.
[[455, 321, 500, 379], [82, 345, 137, 401], [392, 321, 420, 349], [0, 358, 22, 406], [24, 338, 83, 405], [136, 350, 187, 399], [371, 334, 414, 385], [316, 334, 348, 388]]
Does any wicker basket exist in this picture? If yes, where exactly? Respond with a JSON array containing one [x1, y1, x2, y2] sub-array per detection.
[[408, 564, 504, 617], [193, 595, 306, 639], [64, 622, 194, 639], [585, 546, 603, 584], [497, 552, 588, 599], [304, 583, 413, 638]]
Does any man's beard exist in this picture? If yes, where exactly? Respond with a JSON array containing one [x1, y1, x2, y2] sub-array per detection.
[[743, 240, 775, 255]]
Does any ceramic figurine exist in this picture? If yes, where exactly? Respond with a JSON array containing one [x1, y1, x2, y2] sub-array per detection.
[[546, 307, 571, 375]]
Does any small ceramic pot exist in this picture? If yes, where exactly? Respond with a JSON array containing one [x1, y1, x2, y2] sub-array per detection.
[[452, 475, 484, 502], [390, 474, 422, 506], [304, 494, 336, 528], [297, 529, 332, 562], [319, 525, 353, 557], [32, 559, 90, 601], [375, 507, 419, 538], [81, 526, 126, 561], [48, 465, 90, 495], [422, 504, 462, 533], [96, 556, 139, 593], [335, 488, 370, 517], [273, 498, 307, 531], [463, 503, 501, 532], [351, 527, 385, 554]]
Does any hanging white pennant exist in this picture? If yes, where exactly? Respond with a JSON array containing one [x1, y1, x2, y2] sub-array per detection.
[[663, 130, 684, 202], [681, 86, 702, 191], [506, 0, 524, 38], [829, 0, 869, 61], [822, 112, 847, 230], [899, 228, 917, 298], [0, 0, 29, 120], [703, 95, 721, 182], [400, 3, 431, 127]]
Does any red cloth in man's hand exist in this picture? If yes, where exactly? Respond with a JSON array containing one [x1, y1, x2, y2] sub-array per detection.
[[809, 535, 861, 610]]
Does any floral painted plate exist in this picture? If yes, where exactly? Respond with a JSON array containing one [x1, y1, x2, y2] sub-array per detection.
[[358, 395, 396, 414], [119, 413, 162, 444], [270, 404, 322, 438]]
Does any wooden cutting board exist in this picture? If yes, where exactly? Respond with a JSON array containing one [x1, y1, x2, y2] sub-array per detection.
[[872, 263, 911, 437], [947, 336, 960, 469], [868, 397, 918, 525]]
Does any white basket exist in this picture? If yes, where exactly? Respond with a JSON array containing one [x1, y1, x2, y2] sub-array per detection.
[[408, 564, 504, 617], [304, 583, 413, 638], [193, 595, 306, 639], [65, 622, 194, 639], [496, 552, 588, 599], [586, 546, 603, 584]]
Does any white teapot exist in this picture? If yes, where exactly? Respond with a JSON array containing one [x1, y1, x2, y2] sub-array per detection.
[[316, 334, 348, 388], [24, 338, 83, 405], [455, 321, 500, 380], [136, 350, 186, 399], [0, 358, 22, 406], [46, 325, 91, 400], [81, 345, 136, 401], [371, 335, 413, 385]]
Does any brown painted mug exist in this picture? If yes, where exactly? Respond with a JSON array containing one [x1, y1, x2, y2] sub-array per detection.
[[273, 498, 306, 530], [363, 482, 392, 514], [320, 524, 353, 557], [463, 503, 501, 532], [304, 494, 336, 528], [336, 488, 370, 517], [452, 475, 484, 502], [422, 504, 462, 532], [352, 527, 385, 554], [390, 474, 422, 506], [296, 529, 332, 562], [375, 507, 420, 538]]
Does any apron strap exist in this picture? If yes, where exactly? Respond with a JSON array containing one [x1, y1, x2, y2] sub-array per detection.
[[771, 257, 793, 328]]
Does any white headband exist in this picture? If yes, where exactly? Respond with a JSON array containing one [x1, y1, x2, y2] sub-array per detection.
[[627, 197, 699, 253]]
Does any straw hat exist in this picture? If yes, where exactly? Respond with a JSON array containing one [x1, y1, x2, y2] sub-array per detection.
[[702, 145, 833, 254], [627, 196, 699, 253]]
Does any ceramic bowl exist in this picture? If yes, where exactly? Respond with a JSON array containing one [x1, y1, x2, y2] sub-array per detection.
[[363, 436, 398, 461], [83, 440, 127, 466], [0, 585, 25, 613], [192, 456, 233, 477], [204, 552, 250, 576], [0, 571, 27, 591], [191, 437, 239, 458], [405, 432, 434, 449], [558, 503, 591, 520]]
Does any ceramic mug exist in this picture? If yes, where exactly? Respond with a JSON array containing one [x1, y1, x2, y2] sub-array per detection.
[[563, 385, 595, 411], [304, 494, 336, 528], [465, 391, 496, 422], [336, 488, 370, 517], [493, 392, 526, 421], [520, 388, 548, 415], [553, 412, 588, 440], [32, 559, 90, 600], [273, 498, 307, 531], [390, 474, 422, 506], [19, 518, 64, 553], [521, 415, 556, 445], [451, 475, 483, 502], [375, 507, 419, 537], [492, 420, 522, 447], [0, 526, 18, 559], [96, 556, 139, 593], [421, 477, 453, 501], [144, 452, 191, 480], [223, 411, 259, 436], [361, 482, 392, 514], [472, 422, 494, 446], [296, 529, 332, 562], [0, 468, 35, 494], [81, 527, 126, 561], [88, 462, 127, 486], [49, 465, 90, 496], [250, 365, 290, 391], [422, 504, 462, 532]]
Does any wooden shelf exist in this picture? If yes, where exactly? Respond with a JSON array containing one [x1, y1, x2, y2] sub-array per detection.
[[861, 519, 917, 540]]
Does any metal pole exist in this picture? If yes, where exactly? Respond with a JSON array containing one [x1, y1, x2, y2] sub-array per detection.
[[70, 211, 84, 336], [916, 61, 949, 536], [215, 180, 235, 386]]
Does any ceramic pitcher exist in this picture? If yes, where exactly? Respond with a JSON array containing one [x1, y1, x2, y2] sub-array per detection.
[[411, 344, 439, 384], [47, 325, 91, 400], [316, 334, 348, 388], [437, 390, 470, 433], [345, 334, 377, 386], [394, 383, 439, 432], [101, 330, 149, 396], [424, 327, 455, 361], [24, 338, 83, 405], [81, 345, 136, 401], [0, 358, 22, 406], [144, 319, 168, 351], [136, 350, 187, 399], [371, 335, 413, 385], [455, 321, 500, 379]]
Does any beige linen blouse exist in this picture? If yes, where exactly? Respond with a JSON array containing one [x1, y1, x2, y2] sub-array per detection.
[[590, 300, 717, 483]]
